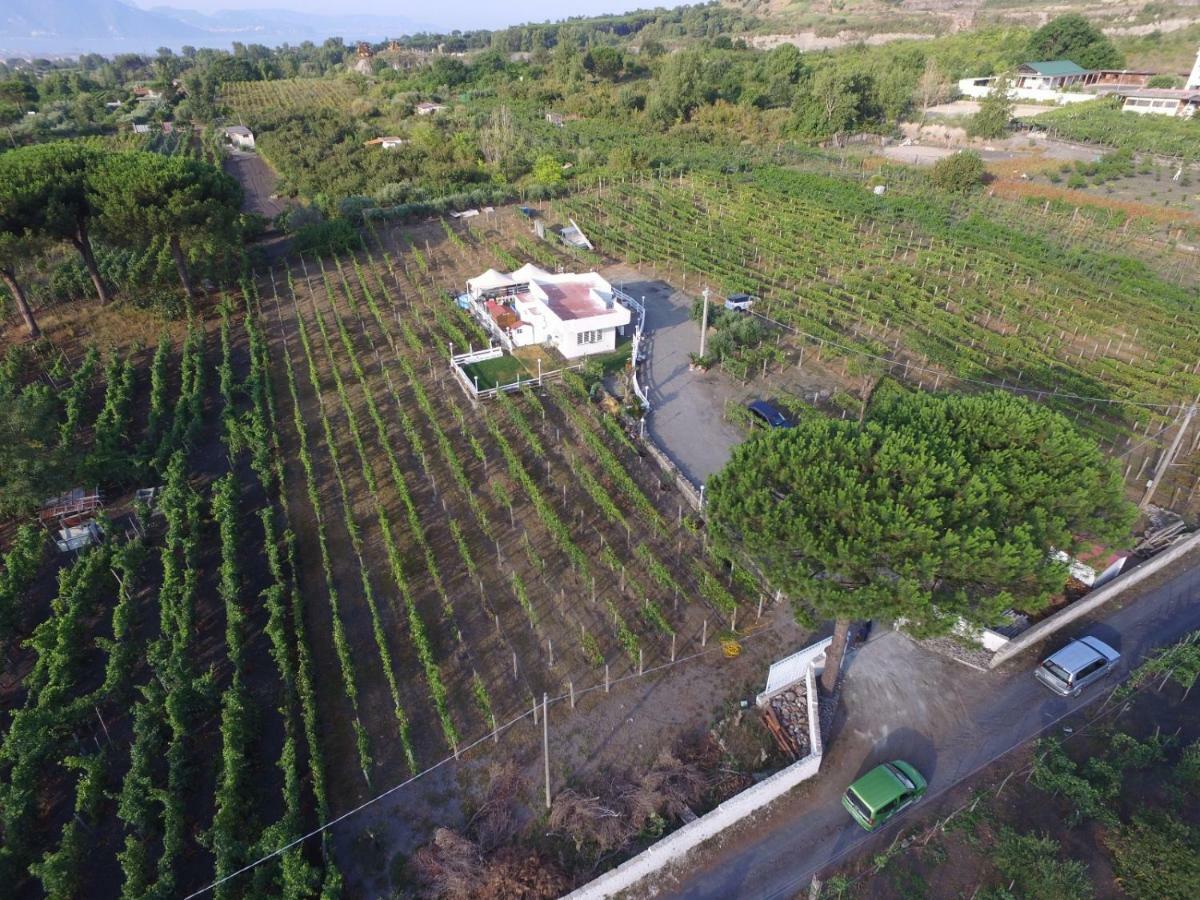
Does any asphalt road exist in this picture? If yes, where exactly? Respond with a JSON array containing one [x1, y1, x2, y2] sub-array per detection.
[[647, 550, 1200, 900]]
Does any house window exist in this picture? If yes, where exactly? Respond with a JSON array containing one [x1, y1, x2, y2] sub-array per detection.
[[575, 329, 603, 345]]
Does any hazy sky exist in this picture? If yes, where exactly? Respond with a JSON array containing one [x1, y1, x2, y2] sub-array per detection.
[[138, 0, 653, 31]]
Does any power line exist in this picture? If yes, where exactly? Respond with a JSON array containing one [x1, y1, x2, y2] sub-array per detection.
[[182, 614, 786, 898], [1116, 416, 1180, 460]]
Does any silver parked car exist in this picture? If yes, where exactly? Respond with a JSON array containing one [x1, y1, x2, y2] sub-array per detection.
[[1035, 636, 1120, 697]]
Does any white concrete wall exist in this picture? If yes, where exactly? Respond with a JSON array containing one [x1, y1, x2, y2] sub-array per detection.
[[558, 325, 617, 359], [565, 643, 829, 900], [757, 637, 833, 703], [990, 530, 1200, 668], [952, 618, 1010, 653], [562, 750, 823, 900], [1122, 103, 1179, 116], [1122, 97, 1189, 117], [956, 80, 1095, 105]]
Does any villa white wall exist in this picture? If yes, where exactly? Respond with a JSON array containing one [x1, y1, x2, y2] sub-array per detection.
[[557, 325, 617, 359], [956, 80, 1094, 104]]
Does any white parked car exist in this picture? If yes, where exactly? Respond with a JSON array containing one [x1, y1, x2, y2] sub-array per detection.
[[724, 293, 754, 312], [1034, 637, 1120, 697]]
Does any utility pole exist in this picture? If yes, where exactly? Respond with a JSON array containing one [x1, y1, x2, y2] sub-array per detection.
[[698, 287, 710, 360], [1141, 404, 1196, 511]]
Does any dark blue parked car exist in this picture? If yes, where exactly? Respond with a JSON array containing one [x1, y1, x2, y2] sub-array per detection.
[[747, 399, 793, 429]]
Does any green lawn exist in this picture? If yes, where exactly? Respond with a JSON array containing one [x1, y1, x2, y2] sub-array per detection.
[[460, 354, 529, 389]]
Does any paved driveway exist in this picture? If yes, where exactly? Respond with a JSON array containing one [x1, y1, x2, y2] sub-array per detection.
[[646, 550, 1200, 899], [604, 266, 744, 487]]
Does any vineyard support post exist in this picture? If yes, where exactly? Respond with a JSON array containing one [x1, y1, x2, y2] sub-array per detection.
[[702, 619, 708, 647], [605, 663, 610, 692], [543, 692, 551, 810], [94, 706, 112, 745]]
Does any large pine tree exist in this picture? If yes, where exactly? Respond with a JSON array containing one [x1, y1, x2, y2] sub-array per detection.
[[707, 384, 1135, 692]]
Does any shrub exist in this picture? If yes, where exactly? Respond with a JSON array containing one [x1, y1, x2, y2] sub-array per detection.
[[1030, 738, 1117, 826], [994, 828, 1093, 900], [1146, 74, 1180, 89], [290, 219, 359, 257], [1105, 812, 1200, 899], [967, 75, 1013, 139], [1176, 741, 1200, 790], [930, 151, 986, 194]]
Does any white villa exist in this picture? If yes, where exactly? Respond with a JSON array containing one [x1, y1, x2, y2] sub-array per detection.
[[958, 60, 1097, 105], [465, 264, 631, 359]]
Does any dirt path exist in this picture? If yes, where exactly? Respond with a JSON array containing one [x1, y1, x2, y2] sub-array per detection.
[[223, 148, 292, 220]]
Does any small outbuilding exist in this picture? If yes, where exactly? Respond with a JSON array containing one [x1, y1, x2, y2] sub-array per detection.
[[364, 136, 408, 148], [1013, 60, 1089, 90], [224, 125, 256, 149]]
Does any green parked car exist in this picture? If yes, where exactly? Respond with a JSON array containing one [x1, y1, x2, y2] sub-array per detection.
[[842, 760, 927, 831]]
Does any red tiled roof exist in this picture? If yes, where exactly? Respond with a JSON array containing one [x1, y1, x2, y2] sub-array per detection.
[[486, 299, 530, 331]]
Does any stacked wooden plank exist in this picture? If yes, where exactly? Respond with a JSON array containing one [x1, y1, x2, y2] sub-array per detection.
[[761, 685, 810, 759]]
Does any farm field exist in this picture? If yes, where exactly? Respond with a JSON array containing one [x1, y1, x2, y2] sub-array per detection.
[[262, 210, 774, 788], [221, 78, 364, 122], [4, 170, 1200, 898], [0, 297, 336, 896], [0, 204, 798, 898], [561, 168, 1200, 516]]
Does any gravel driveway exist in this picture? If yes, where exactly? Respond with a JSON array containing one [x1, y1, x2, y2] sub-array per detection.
[[604, 265, 745, 488]]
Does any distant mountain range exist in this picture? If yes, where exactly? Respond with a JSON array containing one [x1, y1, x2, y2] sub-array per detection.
[[1, 0, 436, 57]]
